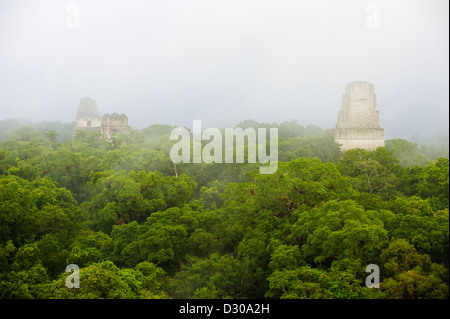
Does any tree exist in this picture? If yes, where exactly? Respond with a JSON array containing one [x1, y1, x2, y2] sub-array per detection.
[[417, 158, 449, 209], [288, 200, 388, 269], [43, 130, 58, 143], [380, 238, 448, 299], [0, 176, 38, 245], [278, 120, 304, 138], [337, 148, 401, 199], [51, 260, 168, 299], [0, 263, 51, 299], [268, 244, 304, 271], [384, 197, 449, 265], [265, 267, 332, 299], [385, 138, 429, 167], [66, 230, 111, 268], [0, 118, 448, 300], [199, 180, 225, 209], [240, 158, 354, 216]]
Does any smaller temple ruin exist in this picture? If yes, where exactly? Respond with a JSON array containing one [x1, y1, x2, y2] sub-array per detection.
[[74, 97, 102, 133], [101, 113, 129, 140], [73, 97, 128, 140]]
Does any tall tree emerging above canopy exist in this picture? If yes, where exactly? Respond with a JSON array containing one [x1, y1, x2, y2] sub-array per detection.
[[336, 148, 401, 199]]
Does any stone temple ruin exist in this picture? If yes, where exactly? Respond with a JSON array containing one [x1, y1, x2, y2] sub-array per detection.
[[334, 81, 385, 152], [73, 97, 128, 140]]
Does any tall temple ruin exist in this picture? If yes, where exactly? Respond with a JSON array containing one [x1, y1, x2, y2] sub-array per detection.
[[334, 81, 385, 152], [73, 97, 128, 140]]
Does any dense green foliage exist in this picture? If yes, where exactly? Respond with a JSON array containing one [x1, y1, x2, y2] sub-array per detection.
[[0, 119, 448, 299]]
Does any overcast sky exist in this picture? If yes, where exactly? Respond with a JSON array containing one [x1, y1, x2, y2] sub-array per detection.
[[0, 0, 448, 139]]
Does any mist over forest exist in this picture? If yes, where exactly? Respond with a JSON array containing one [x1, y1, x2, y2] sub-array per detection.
[[0, 0, 448, 308], [0, 0, 448, 139]]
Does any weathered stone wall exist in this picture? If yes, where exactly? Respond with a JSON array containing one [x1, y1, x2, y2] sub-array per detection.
[[334, 81, 385, 152], [73, 98, 128, 139], [101, 112, 128, 140]]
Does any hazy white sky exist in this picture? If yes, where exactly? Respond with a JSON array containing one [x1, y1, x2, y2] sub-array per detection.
[[0, 0, 448, 138]]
